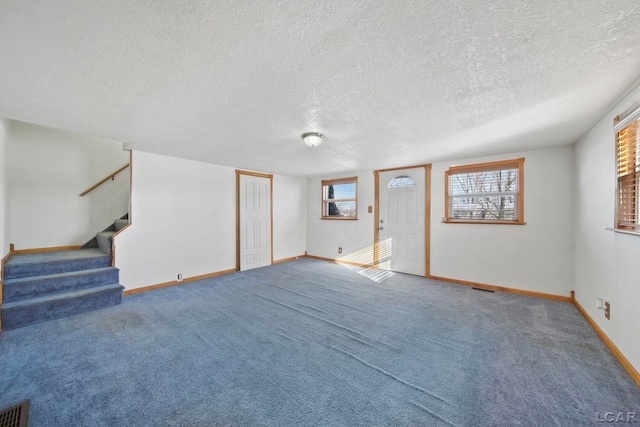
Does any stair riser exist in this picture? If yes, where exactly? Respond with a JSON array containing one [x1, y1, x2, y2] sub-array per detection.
[[3, 269, 120, 304], [4, 257, 111, 280], [96, 233, 113, 256], [82, 237, 99, 249], [1, 286, 124, 330], [115, 219, 129, 231]]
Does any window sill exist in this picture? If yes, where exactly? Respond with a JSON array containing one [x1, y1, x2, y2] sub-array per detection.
[[606, 227, 640, 236], [443, 220, 526, 225], [321, 217, 358, 221]]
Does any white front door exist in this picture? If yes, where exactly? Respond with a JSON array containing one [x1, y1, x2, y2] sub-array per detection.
[[239, 174, 271, 271], [378, 168, 426, 276]]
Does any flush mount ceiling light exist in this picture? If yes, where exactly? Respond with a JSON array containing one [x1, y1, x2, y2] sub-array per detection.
[[301, 132, 324, 147]]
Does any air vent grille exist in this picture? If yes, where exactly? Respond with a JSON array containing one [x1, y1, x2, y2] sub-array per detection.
[[0, 400, 29, 427]]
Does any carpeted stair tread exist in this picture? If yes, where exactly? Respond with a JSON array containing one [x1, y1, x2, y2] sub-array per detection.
[[1, 284, 124, 330], [7, 248, 108, 264], [3, 267, 120, 304], [4, 249, 111, 280]]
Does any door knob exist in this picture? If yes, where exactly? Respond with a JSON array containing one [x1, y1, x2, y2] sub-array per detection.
[[378, 226, 384, 230]]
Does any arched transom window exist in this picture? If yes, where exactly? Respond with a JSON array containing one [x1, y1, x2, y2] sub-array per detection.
[[388, 175, 416, 188]]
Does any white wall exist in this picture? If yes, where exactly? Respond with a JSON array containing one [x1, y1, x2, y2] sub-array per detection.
[[430, 146, 575, 296], [115, 151, 307, 290], [5, 120, 129, 249], [574, 83, 640, 373], [0, 119, 7, 255], [306, 171, 376, 265], [307, 150, 575, 294], [273, 174, 307, 261]]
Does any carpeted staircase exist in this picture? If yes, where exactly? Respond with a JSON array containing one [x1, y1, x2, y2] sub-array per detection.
[[82, 214, 129, 256], [1, 217, 127, 330]]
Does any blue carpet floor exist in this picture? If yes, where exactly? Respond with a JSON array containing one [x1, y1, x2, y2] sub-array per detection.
[[0, 258, 638, 426]]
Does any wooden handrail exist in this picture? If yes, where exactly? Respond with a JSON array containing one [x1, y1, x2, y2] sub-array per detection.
[[79, 164, 130, 197]]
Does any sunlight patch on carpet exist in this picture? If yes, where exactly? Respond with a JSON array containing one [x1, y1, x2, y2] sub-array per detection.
[[339, 263, 395, 283]]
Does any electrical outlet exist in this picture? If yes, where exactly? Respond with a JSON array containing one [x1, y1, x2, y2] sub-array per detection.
[[605, 301, 610, 319], [338, 247, 342, 254], [177, 273, 183, 282]]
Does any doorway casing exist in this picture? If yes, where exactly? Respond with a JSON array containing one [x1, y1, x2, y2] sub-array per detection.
[[236, 170, 273, 271], [374, 164, 431, 277]]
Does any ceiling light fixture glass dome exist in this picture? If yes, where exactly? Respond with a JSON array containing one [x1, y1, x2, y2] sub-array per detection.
[[301, 132, 324, 147]]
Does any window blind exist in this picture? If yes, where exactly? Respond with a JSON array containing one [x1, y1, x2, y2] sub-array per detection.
[[445, 158, 525, 224], [321, 177, 358, 219], [616, 113, 640, 230]]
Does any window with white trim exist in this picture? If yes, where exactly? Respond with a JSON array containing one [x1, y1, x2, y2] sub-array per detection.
[[445, 158, 525, 224], [322, 177, 357, 220], [615, 107, 640, 232]]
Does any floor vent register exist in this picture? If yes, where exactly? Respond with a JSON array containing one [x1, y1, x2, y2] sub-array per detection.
[[0, 400, 29, 427]]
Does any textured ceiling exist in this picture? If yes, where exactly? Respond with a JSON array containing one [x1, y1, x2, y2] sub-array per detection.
[[1, 1, 640, 178]]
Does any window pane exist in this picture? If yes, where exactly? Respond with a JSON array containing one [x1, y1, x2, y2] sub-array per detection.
[[616, 118, 639, 177], [450, 169, 518, 197], [328, 182, 356, 199], [322, 176, 358, 220], [325, 201, 356, 217], [450, 195, 517, 220], [616, 116, 640, 230], [618, 174, 638, 227], [388, 175, 416, 188], [445, 161, 523, 223]]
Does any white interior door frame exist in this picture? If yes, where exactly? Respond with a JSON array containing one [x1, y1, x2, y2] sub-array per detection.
[[374, 164, 431, 277], [236, 170, 273, 271]]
